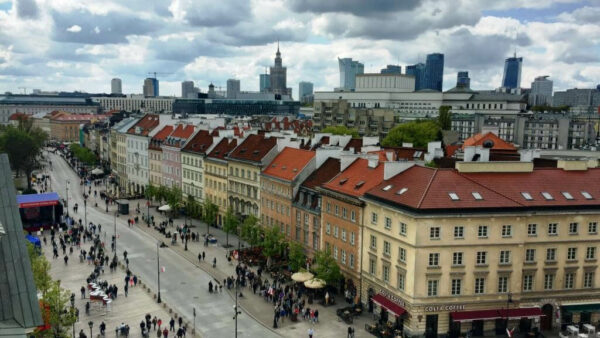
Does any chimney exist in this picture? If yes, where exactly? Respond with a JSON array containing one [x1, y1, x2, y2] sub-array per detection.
[[340, 154, 359, 171], [367, 154, 379, 168], [384, 161, 415, 180]]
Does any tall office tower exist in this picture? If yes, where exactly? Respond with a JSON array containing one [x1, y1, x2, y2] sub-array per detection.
[[226, 79, 241, 99], [424, 53, 444, 91], [529, 76, 553, 106], [269, 43, 290, 96], [380, 65, 402, 74], [143, 78, 159, 97], [181, 81, 195, 98], [406, 63, 426, 91], [457, 71, 470, 88], [502, 53, 523, 89], [111, 78, 122, 94], [259, 74, 270, 93], [299, 81, 314, 99], [338, 57, 364, 91]]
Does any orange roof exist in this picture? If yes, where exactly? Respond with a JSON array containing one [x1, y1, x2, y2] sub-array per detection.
[[149, 125, 174, 150], [462, 132, 516, 151], [170, 124, 195, 139], [127, 114, 160, 136], [9, 112, 29, 121], [262, 147, 315, 181], [322, 158, 385, 197]]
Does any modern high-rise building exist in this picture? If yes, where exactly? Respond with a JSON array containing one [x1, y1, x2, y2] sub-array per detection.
[[181, 81, 195, 98], [502, 53, 523, 89], [406, 63, 426, 91], [143, 77, 159, 97], [424, 53, 444, 91], [299, 82, 313, 100], [457, 71, 470, 88], [529, 76, 553, 106], [269, 44, 291, 96], [226, 79, 241, 99], [338, 57, 364, 91], [380, 65, 402, 74], [111, 78, 122, 94], [259, 74, 270, 93]]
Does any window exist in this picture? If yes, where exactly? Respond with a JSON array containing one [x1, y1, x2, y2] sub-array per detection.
[[350, 232, 355, 246], [342, 208, 347, 219], [334, 205, 339, 216], [567, 248, 577, 261], [371, 212, 378, 224], [383, 241, 391, 256], [589, 222, 598, 234], [397, 273, 405, 291], [587, 247, 596, 260], [523, 275, 534, 291], [498, 276, 509, 293], [333, 226, 338, 238], [564, 273, 575, 289], [528, 224, 537, 236], [326, 223, 331, 235], [474, 278, 485, 294], [399, 222, 407, 236], [525, 249, 536, 262], [369, 258, 376, 275], [452, 252, 463, 266], [385, 217, 392, 230], [429, 253, 439, 267], [350, 210, 356, 222], [521, 192, 533, 200], [476, 251, 487, 265], [546, 248, 556, 261], [582, 191, 593, 200], [569, 222, 579, 234], [454, 226, 464, 239], [333, 247, 338, 259], [562, 192, 574, 200], [341, 250, 346, 265], [541, 192, 554, 200], [341, 229, 347, 242], [448, 192, 460, 200], [370, 235, 377, 249], [548, 223, 558, 235], [383, 265, 390, 282], [472, 192, 483, 200], [478, 225, 488, 238], [399, 248, 406, 262], [584, 272, 595, 288], [499, 250, 511, 264], [451, 279, 462, 295], [502, 225, 512, 237], [326, 202, 331, 213], [427, 280, 438, 296], [430, 227, 440, 240]]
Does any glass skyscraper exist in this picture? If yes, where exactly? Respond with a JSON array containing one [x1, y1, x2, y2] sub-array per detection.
[[380, 65, 402, 74], [338, 58, 364, 91], [259, 74, 270, 93], [457, 71, 470, 88], [424, 53, 444, 91], [406, 63, 426, 91], [502, 53, 523, 89]]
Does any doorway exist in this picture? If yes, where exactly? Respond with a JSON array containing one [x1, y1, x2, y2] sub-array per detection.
[[426, 314, 438, 338], [581, 312, 591, 324], [541, 304, 553, 331], [519, 318, 532, 333], [472, 320, 484, 336], [495, 318, 507, 335], [449, 317, 461, 338]]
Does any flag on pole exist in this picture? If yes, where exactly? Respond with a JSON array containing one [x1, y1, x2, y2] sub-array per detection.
[[507, 327, 514, 338]]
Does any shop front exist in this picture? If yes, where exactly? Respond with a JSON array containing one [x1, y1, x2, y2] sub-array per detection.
[[560, 303, 600, 332], [365, 291, 408, 338], [449, 307, 544, 337]]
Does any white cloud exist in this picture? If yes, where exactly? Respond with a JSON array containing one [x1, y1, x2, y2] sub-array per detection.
[[66, 24, 81, 32]]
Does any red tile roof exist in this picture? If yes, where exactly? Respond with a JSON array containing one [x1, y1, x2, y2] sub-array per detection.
[[463, 132, 517, 151], [127, 114, 160, 136], [206, 138, 238, 161], [445, 145, 460, 157], [301, 158, 341, 190], [9, 112, 29, 121], [149, 125, 173, 150], [343, 138, 363, 153], [322, 158, 385, 197], [365, 166, 600, 211], [182, 130, 213, 154], [170, 124, 195, 139], [262, 147, 315, 181], [227, 134, 277, 163]]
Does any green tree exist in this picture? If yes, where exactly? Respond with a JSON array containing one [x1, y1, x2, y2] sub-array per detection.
[[201, 199, 218, 235], [288, 241, 306, 272], [0, 125, 48, 190], [437, 105, 452, 130], [261, 226, 285, 267], [321, 125, 360, 138], [156, 185, 169, 204], [382, 120, 440, 148], [27, 243, 52, 298], [223, 207, 239, 248], [145, 184, 157, 202], [69, 144, 97, 166], [313, 249, 342, 287], [166, 186, 182, 214], [240, 214, 262, 248], [44, 281, 77, 337]]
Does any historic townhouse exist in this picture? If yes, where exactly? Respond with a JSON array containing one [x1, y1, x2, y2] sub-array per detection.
[[361, 161, 600, 338], [261, 147, 316, 239], [204, 138, 238, 226], [112, 117, 139, 196], [181, 130, 214, 201], [161, 124, 195, 188], [226, 134, 278, 217], [125, 114, 159, 195], [148, 125, 173, 187]]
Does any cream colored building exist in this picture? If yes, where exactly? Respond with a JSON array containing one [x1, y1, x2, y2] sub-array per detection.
[[111, 117, 139, 196], [204, 138, 238, 226], [148, 125, 174, 187], [360, 161, 600, 338]]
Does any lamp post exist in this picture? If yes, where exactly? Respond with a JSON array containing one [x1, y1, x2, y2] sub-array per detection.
[[157, 241, 162, 303], [233, 220, 242, 337], [88, 321, 93, 338], [505, 292, 513, 334], [147, 198, 150, 228], [113, 210, 118, 258], [184, 207, 188, 251], [66, 180, 70, 217], [84, 197, 87, 228]]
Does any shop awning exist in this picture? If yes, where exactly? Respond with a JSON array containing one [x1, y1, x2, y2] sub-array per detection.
[[451, 307, 543, 322], [563, 303, 600, 314], [372, 294, 406, 317], [16, 192, 59, 208]]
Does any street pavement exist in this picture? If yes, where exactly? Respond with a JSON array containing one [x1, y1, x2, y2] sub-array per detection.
[[49, 152, 373, 338]]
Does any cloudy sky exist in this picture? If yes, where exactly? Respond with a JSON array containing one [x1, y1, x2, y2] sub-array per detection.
[[0, 0, 599, 97]]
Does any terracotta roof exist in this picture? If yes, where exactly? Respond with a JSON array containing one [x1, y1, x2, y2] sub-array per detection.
[[462, 132, 517, 151], [127, 114, 160, 136], [170, 124, 195, 139], [301, 158, 341, 190], [149, 125, 173, 150], [206, 138, 238, 160], [211, 126, 224, 137], [445, 145, 460, 157], [262, 147, 315, 181], [343, 138, 363, 152], [322, 158, 385, 197], [8, 112, 29, 121], [227, 134, 277, 163], [365, 166, 600, 211], [182, 130, 213, 154]]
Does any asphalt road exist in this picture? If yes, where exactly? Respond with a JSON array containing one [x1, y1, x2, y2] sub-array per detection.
[[49, 152, 279, 338]]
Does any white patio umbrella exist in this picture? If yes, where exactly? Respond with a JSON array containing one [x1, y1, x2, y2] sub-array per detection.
[[91, 168, 104, 175], [158, 204, 171, 211], [304, 278, 326, 289], [291, 271, 314, 283]]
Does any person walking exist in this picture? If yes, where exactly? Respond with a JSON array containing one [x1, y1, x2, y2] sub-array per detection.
[[169, 318, 175, 331], [162, 328, 169, 338], [178, 316, 182, 328], [308, 327, 314, 338], [124, 283, 128, 297], [80, 286, 86, 299]]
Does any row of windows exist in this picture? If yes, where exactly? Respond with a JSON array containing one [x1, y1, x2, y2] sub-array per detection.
[[230, 181, 258, 199], [325, 242, 355, 268], [326, 223, 356, 246], [205, 164, 226, 177], [183, 168, 202, 182], [182, 155, 202, 168], [261, 181, 291, 198], [183, 184, 201, 199], [205, 194, 226, 208], [205, 178, 226, 193], [326, 202, 357, 222], [425, 222, 598, 240], [230, 166, 258, 181], [262, 198, 290, 216]]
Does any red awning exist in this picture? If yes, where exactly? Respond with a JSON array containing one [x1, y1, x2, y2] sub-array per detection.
[[371, 294, 406, 317], [451, 307, 544, 322]]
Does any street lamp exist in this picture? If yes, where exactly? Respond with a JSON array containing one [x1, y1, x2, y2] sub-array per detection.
[[84, 197, 87, 228], [88, 321, 93, 338], [157, 241, 162, 303], [66, 180, 70, 217], [233, 220, 242, 337], [505, 292, 513, 333], [113, 210, 118, 259]]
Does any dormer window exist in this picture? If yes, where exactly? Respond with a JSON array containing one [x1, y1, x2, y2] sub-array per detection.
[[355, 181, 365, 189], [339, 178, 348, 185], [382, 185, 393, 191], [396, 188, 408, 195]]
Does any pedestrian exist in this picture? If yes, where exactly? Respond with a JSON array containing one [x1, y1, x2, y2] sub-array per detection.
[[80, 286, 86, 299], [163, 328, 169, 338], [208, 281, 213, 293], [169, 318, 175, 331], [134, 275, 138, 286], [152, 316, 157, 330], [157, 328, 162, 338], [347, 326, 354, 338], [198, 253, 202, 263], [64, 255, 68, 265], [100, 321, 106, 335], [178, 316, 182, 328], [315, 309, 319, 323], [124, 283, 128, 297], [78, 329, 87, 338], [308, 327, 314, 338], [202, 251, 205, 261], [212, 257, 216, 268], [157, 318, 162, 329]]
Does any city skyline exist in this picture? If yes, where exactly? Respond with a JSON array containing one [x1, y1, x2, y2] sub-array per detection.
[[0, 0, 599, 96]]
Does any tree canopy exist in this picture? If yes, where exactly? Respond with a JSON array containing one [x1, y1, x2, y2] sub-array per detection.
[[313, 249, 342, 286], [288, 241, 306, 272], [240, 214, 262, 247], [0, 123, 47, 189], [437, 105, 452, 131], [382, 120, 441, 148], [69, 143, 97, 166], [321, 125, 360, 138], [261, 226, 285, 266], [223, 207, 239, 247], [531, 104, 570, 113]]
